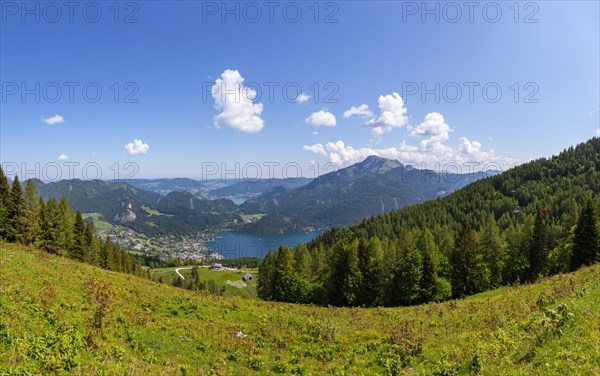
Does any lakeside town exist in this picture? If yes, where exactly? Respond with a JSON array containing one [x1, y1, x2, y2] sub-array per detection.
[[98, 228, 223, 262]]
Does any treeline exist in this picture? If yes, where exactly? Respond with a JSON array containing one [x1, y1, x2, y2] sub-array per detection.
[[258, 138, 600, 306], [0, 168, 147, 277]]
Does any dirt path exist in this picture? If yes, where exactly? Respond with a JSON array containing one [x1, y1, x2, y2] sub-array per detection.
[[175, 267, 193, 280]]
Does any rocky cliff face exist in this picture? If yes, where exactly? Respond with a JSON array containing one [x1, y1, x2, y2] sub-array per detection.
[[113, 199, 136, 223]]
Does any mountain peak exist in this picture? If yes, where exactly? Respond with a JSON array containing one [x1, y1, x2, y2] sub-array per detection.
[[354, 155, 403, 172]]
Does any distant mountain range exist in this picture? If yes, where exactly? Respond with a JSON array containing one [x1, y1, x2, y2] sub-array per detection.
[[123, 178, 222, 196], [207, 178, 312, 199], [123, 177, 313, 200], [238, 156, 498, 232], [28, 156, 497, 235]]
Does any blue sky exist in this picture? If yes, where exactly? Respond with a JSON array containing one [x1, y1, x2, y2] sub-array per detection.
[[1, 1, 599, 180]]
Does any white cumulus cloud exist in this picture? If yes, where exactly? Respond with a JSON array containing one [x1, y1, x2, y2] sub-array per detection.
[[125, 139, 150, 155], [410, 112, 453, 151], [304, 109, 518, 170], [303, 143, 327, 155], [42, 115, 65, 125], [363, 93, 408, 135], [305, 110, 336, 127], [296, 93, 311, 104], [57, 154, 69, 161], [343, 104, 373, 119], [212, 69, 264, 133]]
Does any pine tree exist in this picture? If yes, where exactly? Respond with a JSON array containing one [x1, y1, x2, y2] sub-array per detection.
[[6, 177, 23, 242], [571, 200, 599, 269], [528, 208, 549, 281]]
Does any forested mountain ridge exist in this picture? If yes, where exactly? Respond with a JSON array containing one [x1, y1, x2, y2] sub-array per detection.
[[315, 138, 600, 245], [259, 138, 600, 307], [32, 179, 241, 236], [240, 155, 497, 232], [32, 179, 161, 219]]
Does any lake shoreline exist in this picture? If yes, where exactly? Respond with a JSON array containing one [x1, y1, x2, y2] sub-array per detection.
[[207, 230, 324, 259]]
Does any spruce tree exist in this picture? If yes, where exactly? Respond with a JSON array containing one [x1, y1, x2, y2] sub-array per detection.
[[528, 208, 549, 281], [273, 246, 295, 301], [71, 211, 86, 261], [258, 251, 276, 300], [42, 198, 61, 254], [0, 199, 7, 240], [327, 242, 350, 306], [0, 167, 9, 239], [6, 177, 23, 242], [451, 218, 488, 297], [34, 198, 46, 249], [20, 180, 40, 245], [416, 229, 438, 303], [293, 243, 312, 279], [0, 166, 10, 206], [106, 238, 117, 270], [479, 215, 506, 287], [84, 222, 98, 265], [172, 276, 184, 288], [395, 247, 423, 305], [99, 239, 108, 269], [358, 236, 384, 306], [341, 240, 362, 306], [571, 200, 599, 269], [57, 197, 73, 255]]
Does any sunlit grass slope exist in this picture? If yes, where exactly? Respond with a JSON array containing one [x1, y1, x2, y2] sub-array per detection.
[[1, 242, 598, 375]]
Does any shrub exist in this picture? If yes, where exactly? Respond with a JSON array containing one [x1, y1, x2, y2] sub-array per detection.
[[84, 278, 115, 330]]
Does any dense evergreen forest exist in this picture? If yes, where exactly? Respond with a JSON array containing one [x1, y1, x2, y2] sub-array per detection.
[[0, 169, 147, 277], [258, 138, 600, 306]]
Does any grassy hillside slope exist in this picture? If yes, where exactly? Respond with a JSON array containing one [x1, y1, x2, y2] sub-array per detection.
[[150, 266, 258, 299], [1, 242, 598, 375]]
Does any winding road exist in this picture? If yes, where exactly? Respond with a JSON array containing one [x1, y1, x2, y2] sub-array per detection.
[[174, 267, 193, 280]]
